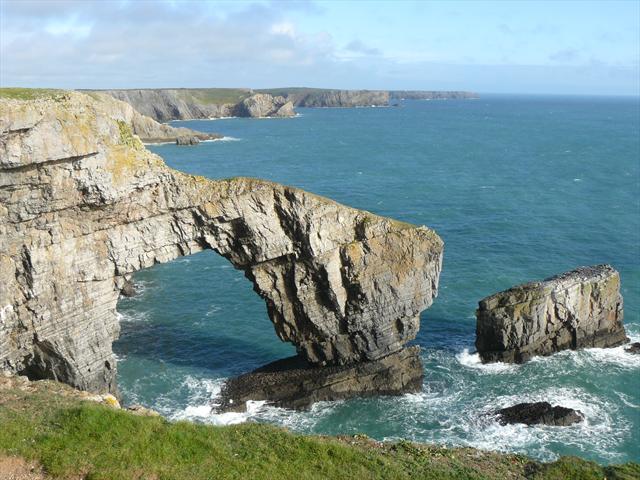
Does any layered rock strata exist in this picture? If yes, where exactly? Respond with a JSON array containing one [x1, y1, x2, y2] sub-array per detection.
[[476, 265, 627, 363], [94, 89, 296, 122], [217, 346, 423, 412], [232, 93, 294, 118], [0, 92, 443, 402]]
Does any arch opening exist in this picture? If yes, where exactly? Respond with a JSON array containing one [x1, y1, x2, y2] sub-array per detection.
[[113, 249, 295, 413]]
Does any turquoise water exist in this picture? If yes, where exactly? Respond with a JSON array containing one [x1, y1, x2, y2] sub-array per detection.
[[115, 96, 640, 464]]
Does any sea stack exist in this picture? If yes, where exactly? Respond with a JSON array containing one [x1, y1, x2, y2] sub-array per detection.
[[476, 265, 627, 363]]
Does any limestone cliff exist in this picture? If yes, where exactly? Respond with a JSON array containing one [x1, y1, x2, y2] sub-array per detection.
[[389, 91, 479, 100], [0, 92, 443, 399], [265, 89, 390, 108], [86, 92, 221, 144], [94, 89, 295, 122], [475, 265, 627, 363]]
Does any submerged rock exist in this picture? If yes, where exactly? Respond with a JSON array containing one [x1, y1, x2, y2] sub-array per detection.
[[476, 265, 627, 363], [495, 402, 583, 426], [0, 91, 443, 402], [217, 346, 423, 412]]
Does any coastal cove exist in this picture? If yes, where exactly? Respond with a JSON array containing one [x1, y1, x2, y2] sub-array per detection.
[[114, 95, 640, 464]]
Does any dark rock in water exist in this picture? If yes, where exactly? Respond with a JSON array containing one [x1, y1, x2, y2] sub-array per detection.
[[176, 135, 200, 145], [476, 265, 628, 363], [495, 402, 583, 426], [119, 278, 136, 298], [625, 342, 640, 354], [216, 346, 423, 412]]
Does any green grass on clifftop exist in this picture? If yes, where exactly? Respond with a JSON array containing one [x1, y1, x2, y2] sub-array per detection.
[[0, 87, 65, 100], [0, 381, 638, 480], [180, 88, 252, 105]]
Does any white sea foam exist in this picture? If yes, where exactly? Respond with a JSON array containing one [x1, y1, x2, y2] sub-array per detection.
[[204, 136, 241, 142], [455, 348, 517, 373], [116, 310, 150, 323]]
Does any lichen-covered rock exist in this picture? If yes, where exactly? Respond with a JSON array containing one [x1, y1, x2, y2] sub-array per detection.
[[476, 265, 627, 363], [0, 91, 443, 396], [217, 346, 423, 412]]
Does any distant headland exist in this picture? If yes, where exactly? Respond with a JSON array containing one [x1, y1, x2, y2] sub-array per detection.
[[84, 87, 479, 122]]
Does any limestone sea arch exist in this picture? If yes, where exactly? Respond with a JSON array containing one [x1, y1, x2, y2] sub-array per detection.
[[0, 91, 443, 402]]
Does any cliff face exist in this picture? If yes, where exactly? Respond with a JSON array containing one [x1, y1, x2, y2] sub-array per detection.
[[97, 88, 480, 123], [86, 92, 221, 143], [476, 265, 627, 363], [95, 89, 295, 122], [389, 91, 479, 100], [0, 92, 443, 398], [274, 89, 390, 108]]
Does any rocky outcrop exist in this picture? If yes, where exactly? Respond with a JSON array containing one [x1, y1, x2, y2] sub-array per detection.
[[476, 265, 627, 363], [232, 94, 295, 118], [87, 92, 221, 144], [94, 89, 296, 122], [389, 91, 479, 100], [272, 89, 390, 108], [217, 346, 423, 412], [0, 91, 443, 402], [495, 402, 584, 426], [625, 342, 640, 354]]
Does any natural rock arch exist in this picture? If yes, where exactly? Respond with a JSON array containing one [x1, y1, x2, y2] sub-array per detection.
[[0, 92, 443, 400]]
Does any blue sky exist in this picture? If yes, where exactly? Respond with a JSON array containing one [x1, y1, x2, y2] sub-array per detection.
[[1, 0, 638, 95]]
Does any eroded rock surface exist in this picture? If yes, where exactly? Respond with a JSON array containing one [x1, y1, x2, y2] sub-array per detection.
[[495, 402, 583, 427], [95, 89, 296, 121], [232, 94, 295, 118], [476, 265, 627, 363], [0, 92, 443, 398]]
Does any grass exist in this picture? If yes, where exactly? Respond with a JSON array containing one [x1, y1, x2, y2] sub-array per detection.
[[0, 382, 638, 480], [179, 88, 252, 105], [0, 87, 65, 100]]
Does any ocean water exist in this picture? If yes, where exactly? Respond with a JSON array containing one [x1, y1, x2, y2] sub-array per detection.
[[114, 95, 640, 464]]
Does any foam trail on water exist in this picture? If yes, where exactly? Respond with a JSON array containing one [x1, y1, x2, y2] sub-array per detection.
[[455, 348, 517, 373]]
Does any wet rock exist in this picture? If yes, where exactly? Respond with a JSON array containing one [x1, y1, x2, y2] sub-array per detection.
[[625, 342, 640, 354], [217, 346, 423, 412], [119, 278, 136, 298], [495, 402, 583, 426], [476, 265, 628, 363]]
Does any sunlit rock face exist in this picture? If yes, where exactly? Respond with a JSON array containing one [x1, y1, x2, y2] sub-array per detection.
[[476, 265, 627, 363], [0, 92, 443, 401]]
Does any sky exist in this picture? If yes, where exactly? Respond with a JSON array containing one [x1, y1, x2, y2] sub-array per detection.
[[1, 0, 639, 95]]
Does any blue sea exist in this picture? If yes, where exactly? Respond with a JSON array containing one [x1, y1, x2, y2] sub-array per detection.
[[115, 95, 640, 464]]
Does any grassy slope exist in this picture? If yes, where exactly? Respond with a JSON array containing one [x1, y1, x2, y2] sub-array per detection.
[[0, 382, 637, 480], [177, 88, 252, 105], [0, 87, 65, 100]]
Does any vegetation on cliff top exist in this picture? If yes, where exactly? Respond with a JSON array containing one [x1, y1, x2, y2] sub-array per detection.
[[0, 380, 638, 480], [0, 87, 65, 100]]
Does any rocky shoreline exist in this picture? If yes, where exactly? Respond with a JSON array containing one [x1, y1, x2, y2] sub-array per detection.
[[91, 87, 479, 122]]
